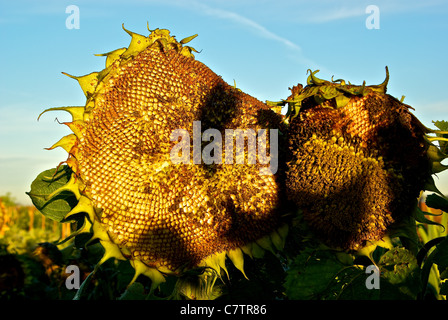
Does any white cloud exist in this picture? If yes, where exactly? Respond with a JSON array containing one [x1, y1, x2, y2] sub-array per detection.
[[190, 2, 302, 51], [250, 0, 448, 24], [170, 1, 327, 71]]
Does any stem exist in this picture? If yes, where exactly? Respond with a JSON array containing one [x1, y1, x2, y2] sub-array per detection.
[[428, 137, 448, 143], [417, 236, 446, 299], [417, 236, 445, 267]]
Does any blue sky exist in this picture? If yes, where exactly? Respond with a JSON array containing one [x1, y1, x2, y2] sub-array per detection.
[[1, 0, 448, 205]]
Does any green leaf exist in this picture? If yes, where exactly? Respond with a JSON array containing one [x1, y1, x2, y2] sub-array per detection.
[[27, 166, 78, 222], [388, 215, 419, 254], [440, 280, 448, 296], [73, 270, 95, 300], [115, 260, 137, 292], [433, 237, 448, 271], [433, 120, 448, 154], [336, 266, 392, 300], [284, 247, 417, 300], [426, 193, 448, 213], [378, 247, 421, 299], [379, 247, 419, 285], [328, 265, 378, 300], [413, 206, 442, 227], [118, 282, 147, 300], [419, 237, 448, 299], [284, 248, 359, 299], [433, 120, 448, 131]]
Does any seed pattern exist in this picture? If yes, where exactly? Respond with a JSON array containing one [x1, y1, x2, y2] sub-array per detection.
[[286, 87, 430, 250], [74, 37, 284, 271]]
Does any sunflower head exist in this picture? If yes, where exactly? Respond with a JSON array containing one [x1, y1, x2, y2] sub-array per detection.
[[281, 68, 442, 250], [31, 24, 288, 296]]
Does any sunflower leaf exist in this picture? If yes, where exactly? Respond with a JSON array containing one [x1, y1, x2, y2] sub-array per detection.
[[426, 193, 448, 213], [27, 166, 78, 222], [433, 120, 448, 154], [413, 206, 443, 227], [433, 237, 448, 271], [284, 248, 364, 299]]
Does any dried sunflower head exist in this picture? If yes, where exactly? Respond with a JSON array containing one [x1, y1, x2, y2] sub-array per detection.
[[278, 68, 446, 250], [35, 24, 288, 292]]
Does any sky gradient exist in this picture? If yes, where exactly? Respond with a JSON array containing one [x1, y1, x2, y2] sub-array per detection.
[[1, 0, 448, 205]]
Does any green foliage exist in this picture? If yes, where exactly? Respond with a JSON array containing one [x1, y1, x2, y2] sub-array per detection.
[[0, 202, 68, 299], [9, 160, 447, 301], [0, 225, 57, 255], [1, 185, 446, 301], [283, 245, 423, 300], [3, 121, 448, 300], [426, 193, 448, 213], [26, 166, 78, 222], [418, 236, 448, 299], [16, 172, 448, 300], [0, 193, 18, 207], [433, 120, 448, 154], [284, 248, 364, 300]]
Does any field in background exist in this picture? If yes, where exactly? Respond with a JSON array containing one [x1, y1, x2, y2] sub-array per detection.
[[1, 192, 447, 300]]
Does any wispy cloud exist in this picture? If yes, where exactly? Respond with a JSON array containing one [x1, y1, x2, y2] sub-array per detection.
[[189, 2, 302, 52], [299, 0, 448, 23], [88, 0, 309, 59], [169, 0, 325, 70]]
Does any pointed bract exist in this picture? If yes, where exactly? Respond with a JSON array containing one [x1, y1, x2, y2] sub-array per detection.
[[62, 72, 99, 97]]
